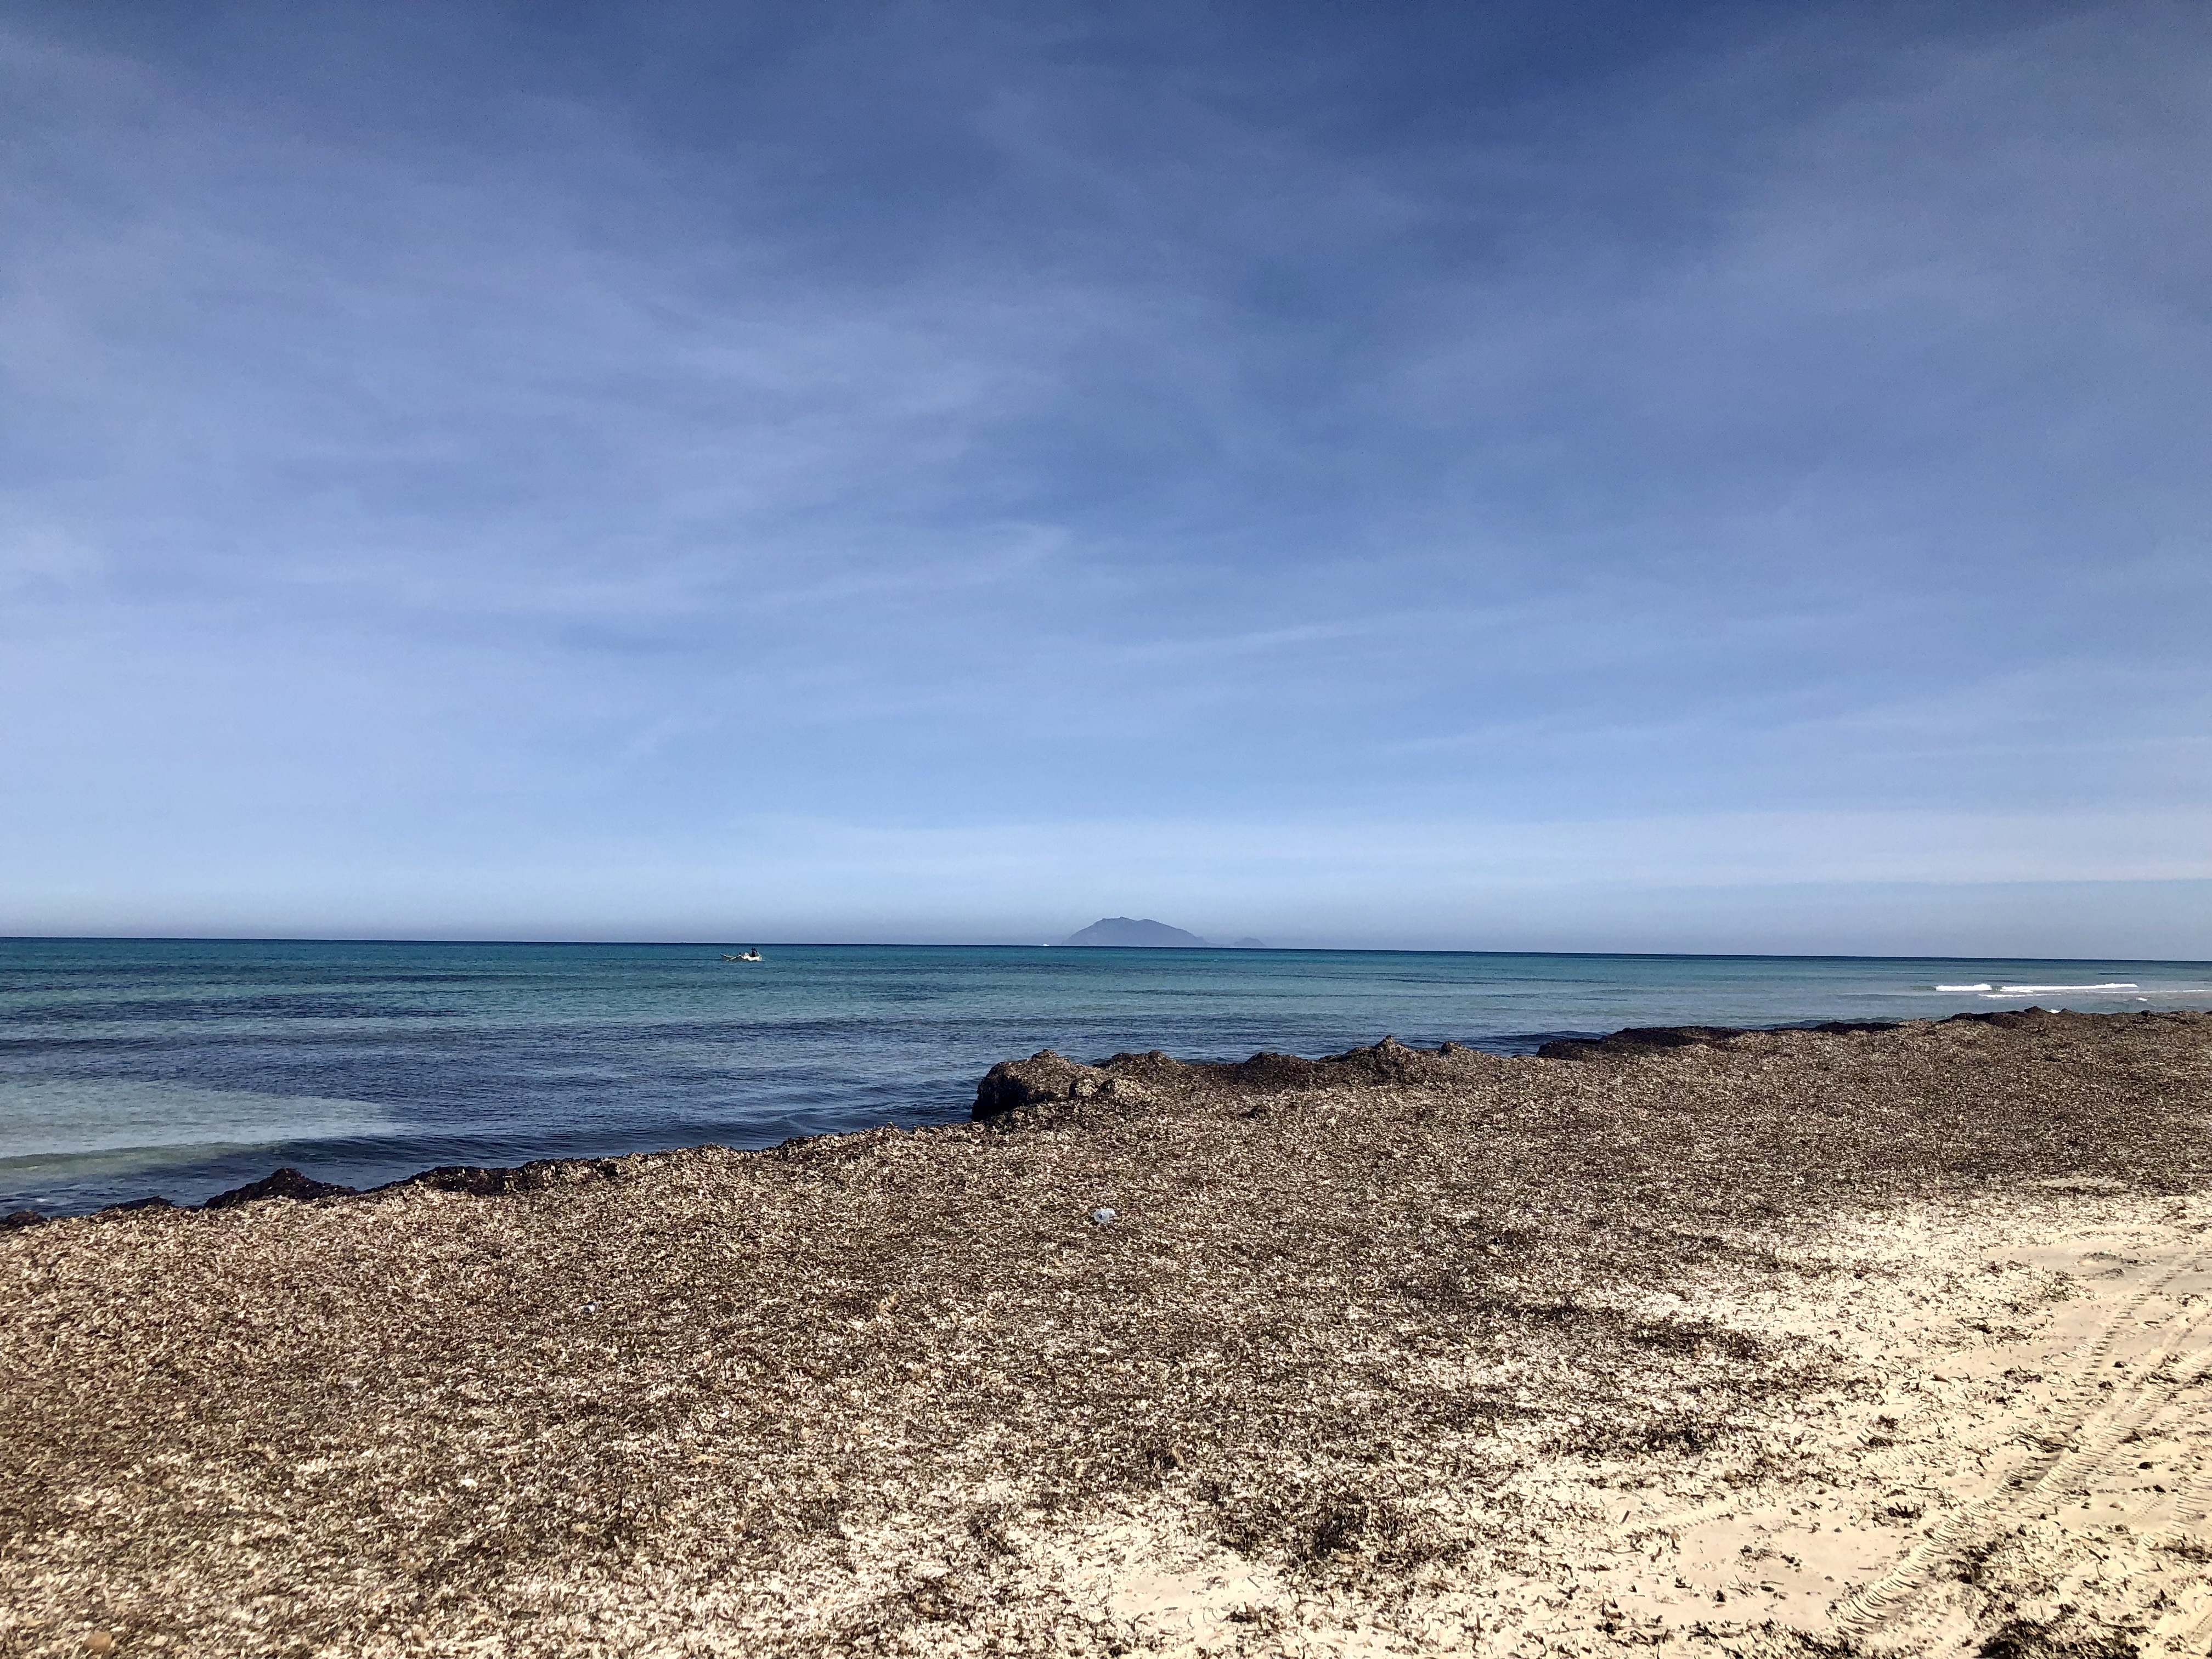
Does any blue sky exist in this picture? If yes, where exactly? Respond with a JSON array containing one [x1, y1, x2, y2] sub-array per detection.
[[2, 0, 2207, 954]]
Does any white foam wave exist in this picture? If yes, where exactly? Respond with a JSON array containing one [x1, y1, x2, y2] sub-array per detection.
[[1970, 986, 2209, 1000], [1936, 984, 1993, 991]]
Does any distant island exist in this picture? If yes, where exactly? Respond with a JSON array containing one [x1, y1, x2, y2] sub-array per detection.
[[1058, 917, 1266, 948]]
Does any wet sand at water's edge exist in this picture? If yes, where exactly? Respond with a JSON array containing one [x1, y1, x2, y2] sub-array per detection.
[[3, 1008, 2209, 1657]]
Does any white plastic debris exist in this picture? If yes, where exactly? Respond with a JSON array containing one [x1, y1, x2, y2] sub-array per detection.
[[1090, 1207, 1118, 1225]]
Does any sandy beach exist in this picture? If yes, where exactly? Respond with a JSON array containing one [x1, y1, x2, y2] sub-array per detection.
[[3, 1007, 2209, 1657]]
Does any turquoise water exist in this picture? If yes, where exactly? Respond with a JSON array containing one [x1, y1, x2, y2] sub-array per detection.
[[3, 938, 2207, 1217]]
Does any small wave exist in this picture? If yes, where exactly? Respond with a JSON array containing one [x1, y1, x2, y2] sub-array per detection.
[[1969, 986, 2206, 1000], [1935, 984, 1993, 992], [0, 1080, 396, 1163]]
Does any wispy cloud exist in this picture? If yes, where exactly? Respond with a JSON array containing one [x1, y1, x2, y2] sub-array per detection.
[[1, 1, 2205, 951]]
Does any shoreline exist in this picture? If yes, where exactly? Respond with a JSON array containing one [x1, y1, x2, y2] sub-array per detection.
[[4, 1007, 2209, 1656], [3, 1004, 2159, 1229]]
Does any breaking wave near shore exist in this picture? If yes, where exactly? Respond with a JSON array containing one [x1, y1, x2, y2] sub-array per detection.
[[1931, 980, 2212, 997]]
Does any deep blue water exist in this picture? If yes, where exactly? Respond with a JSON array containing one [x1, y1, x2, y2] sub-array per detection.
[[3, 938, 2207, 1217]]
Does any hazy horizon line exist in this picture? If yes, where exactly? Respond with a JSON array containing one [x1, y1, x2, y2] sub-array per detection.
[[4, 932, 2208, 968]]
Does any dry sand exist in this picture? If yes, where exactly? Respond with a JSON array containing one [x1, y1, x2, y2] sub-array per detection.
[[3, 1008, 2209, 1658]]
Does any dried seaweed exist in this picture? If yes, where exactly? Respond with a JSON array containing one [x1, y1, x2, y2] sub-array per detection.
[[1, 1008, 2206, 1656]]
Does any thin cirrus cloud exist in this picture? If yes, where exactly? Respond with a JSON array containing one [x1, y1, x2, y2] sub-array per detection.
[[0, 0, 2207, 953]]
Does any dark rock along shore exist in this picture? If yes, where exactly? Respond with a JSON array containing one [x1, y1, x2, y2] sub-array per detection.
[[967, 1007, 2069, 1119], [1, 1007, 2207, 1656]]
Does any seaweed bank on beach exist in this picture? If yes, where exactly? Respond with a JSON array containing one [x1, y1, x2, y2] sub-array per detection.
[[3, 1008, 2210, 1657]]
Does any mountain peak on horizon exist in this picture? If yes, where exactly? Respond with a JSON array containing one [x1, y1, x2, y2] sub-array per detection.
[[1060, 917, 1208, 947]]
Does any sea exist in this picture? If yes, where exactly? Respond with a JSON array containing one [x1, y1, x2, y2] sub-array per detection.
[[3, 937, 2207, 1218]]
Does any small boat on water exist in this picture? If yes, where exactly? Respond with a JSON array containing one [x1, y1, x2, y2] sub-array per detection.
[[720, 949, 764, 962]]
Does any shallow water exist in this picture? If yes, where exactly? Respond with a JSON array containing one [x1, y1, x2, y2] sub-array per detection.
[[3, 937, 2206, 1216]]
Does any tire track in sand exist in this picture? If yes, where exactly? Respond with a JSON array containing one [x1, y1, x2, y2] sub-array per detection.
[[1830, 1247, 2212, 1650]]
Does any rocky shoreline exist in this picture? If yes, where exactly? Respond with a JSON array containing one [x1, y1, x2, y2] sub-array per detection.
[[0, 1008, 2068, 1231], [3, 1007, 2209, 1657], [2, 1155, 640, 1231]]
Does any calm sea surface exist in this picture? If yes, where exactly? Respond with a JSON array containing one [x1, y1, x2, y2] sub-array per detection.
[[3, 938, 2207, 1216]]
